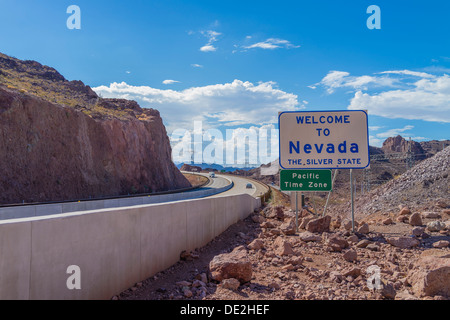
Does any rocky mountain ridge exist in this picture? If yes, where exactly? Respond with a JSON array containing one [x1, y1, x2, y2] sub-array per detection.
[[0, 53, 190, 204]]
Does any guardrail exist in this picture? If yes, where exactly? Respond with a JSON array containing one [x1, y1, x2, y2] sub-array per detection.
[[0, 174, 233, 221], [0, 173, 211, 209]]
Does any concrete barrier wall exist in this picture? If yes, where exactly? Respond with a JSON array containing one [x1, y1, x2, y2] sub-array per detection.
[[0, 177, 234, 221], [0, 193, 260, 300]]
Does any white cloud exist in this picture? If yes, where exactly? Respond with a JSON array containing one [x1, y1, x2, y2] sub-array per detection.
[[315, 71, 396, 94], [93, 79, 301, 132], [162, 79, 180, 85], [200, 30, 221, 52], [349, 74, 450, 122], [379, 70, 435, 78], [125, 71, 131, 74], [375, 125, 415, 138], [369, 135, 384, 147], [200, 45, 217, 52], [191, 64, 203, 68], [315, 69, 450, 123], [244, 38, 300, 50], [369, 126, 384, 131]]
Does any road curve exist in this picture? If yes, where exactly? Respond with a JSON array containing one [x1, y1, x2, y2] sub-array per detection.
[[207, 174, 268, 199], [0, 171, 267, 220]]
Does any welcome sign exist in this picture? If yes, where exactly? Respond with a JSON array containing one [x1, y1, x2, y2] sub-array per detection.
[[278, 110, 370, 169]]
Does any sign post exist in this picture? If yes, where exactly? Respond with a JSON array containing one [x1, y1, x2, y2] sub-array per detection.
[[295, 192, 298, 232], [279, 110, 369, 232]]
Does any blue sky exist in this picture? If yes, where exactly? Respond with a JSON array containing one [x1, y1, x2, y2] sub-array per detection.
[[1, 0, 449, 165]]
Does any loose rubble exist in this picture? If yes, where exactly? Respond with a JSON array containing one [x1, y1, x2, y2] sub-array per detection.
[[117, 199, 450, 300]]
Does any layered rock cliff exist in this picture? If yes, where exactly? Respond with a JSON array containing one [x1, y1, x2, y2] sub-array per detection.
[[0, 53, 190, 204], [382, 135, 424, 155]]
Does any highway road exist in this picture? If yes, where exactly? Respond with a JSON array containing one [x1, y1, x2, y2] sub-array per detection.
[[181, 171, 268, 199], [209, 174, 268, 198], [0, 171, 268, 220]]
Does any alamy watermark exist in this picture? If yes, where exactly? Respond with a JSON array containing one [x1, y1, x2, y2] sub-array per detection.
[[367, 5, 381, 30], [170, 121, 279, 174], [67, 5, 81, 30], [65, 5, 380, 31], [366, 265, 382, 289], [66, 265, 81, 290]]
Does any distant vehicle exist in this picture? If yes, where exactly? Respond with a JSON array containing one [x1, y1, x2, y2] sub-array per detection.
[[209, 172, 215, 178], [246, 183, 253, 189]]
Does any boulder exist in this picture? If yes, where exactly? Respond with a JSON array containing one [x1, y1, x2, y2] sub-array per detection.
[[248, 239, 264, 250], [220, 278, 241, 291], [386, 237, 420, 249], [261, 221, 275, 229], [298, 231, 322, 242], [357, 223, 370, 234], [342, 267, 361, 278], [382, 217, 393, 225], [343, 219, 358, 231], [422, 212, 441, 219], [409, 212, 423, 226], [427, 221, 446, 232], [209, 246, 252, 284], [343, 249, 358, 262], [397, 215, 409, 223], [251, 214, 265, 224], [399, 207, 411, 215], [274, 237, 295, 256], [326, 234, 349, 250], [280, 218, 297, 235], [299, 217, 313, 230], [356, 239, 371, 248], [306, 215, 331, 233], [432, 240, 450, 248], [380, 282, 396, 299], [411, 227, 425, 237], [266, 206, 285, 220], [407, 254, 450, 298]]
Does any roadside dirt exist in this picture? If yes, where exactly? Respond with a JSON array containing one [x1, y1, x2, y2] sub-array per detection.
[[116, 202, 450, 301]]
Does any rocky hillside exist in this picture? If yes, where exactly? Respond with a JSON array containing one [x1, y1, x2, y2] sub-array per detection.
[[356, 146, 450, 215], [0, 53, 190, 204], [420, 140, 450, 157], [238, 135, 449, 195]]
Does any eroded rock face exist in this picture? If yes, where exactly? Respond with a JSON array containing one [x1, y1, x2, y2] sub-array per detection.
[[0, 86, 190, 204], [382, 135, 424, 154]]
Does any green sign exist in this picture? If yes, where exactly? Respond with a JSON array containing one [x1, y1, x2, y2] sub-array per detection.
[[280, 169, 332, 191]]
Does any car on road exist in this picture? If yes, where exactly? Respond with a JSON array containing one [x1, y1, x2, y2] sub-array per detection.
[[246, 183, 253, 189], [209, 172, 215, 178]]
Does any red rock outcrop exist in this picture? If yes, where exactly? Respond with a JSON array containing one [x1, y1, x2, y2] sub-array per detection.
[[0, 54, 190, 204], [382, 135, 424, 154]]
